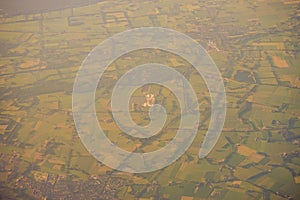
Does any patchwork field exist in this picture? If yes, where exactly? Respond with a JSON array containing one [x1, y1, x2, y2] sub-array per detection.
[[0, 0, 299, 199]]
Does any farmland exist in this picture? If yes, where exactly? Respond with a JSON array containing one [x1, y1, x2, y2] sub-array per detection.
[[0, 0, 300, 199]]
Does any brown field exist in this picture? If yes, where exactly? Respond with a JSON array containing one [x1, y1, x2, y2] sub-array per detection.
[[272, 56, 289, 68], [19, 59, 41, 69], [237, 145, 256, 156], [283, 0, 300, 5], [294, 176, 300, 184], [0, 124, 8, 132], [237, 145, 264, 162], [181, 196, 193, 200]]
